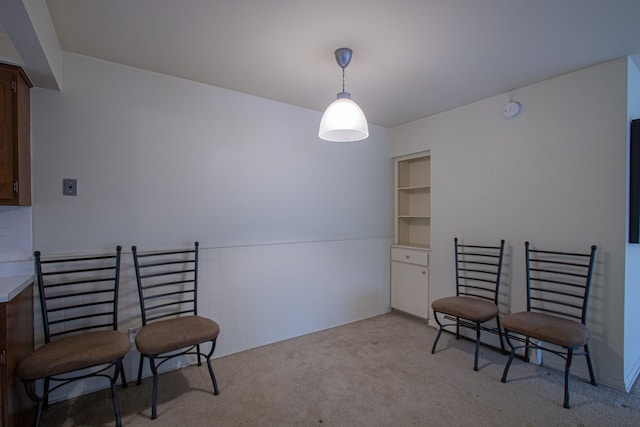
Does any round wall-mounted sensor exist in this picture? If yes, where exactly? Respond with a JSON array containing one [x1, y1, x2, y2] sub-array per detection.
[[503, 101, 522, 118]]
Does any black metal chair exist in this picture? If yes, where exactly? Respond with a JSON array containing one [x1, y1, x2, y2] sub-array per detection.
[[501, 242, 597, 408], [16, 247, 130, 427], [431, 238, 506, 371], [132, 242, 220, 420]]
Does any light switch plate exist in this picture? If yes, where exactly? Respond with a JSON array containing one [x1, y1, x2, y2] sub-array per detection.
[[63, 178, 77, 196]]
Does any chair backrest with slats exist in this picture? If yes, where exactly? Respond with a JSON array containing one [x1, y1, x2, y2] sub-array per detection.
[[525, 241, 597, 324], [132, 242, 199, 326], [34, 247, 122, 343], [455, 238, 505, 304]]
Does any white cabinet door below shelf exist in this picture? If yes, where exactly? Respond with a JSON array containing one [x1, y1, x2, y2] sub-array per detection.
[[391, 261, 429, 319]]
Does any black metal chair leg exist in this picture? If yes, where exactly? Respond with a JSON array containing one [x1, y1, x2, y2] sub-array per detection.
[[502, 350, 516, 383], [495, 316, 506, 354], [431, 312, 444, 354], [42, 377, 50, 410], [197, 343, 202, 366], [584, 344, 597, 386], [23, 381, 43, 427], [150, 356, 159, 420], [208, 339, 220, 395], [501, 331, 516, 383], [33, 400, 44, 427], [564, 349, 574, 409], [431, 327, 443, 354], [455, 317, 460, 339], [473, 322, 481, 371], [136, 354, 145, 385], [110, 363, 123, 427], [206, 356, 220, 395], [119, 360, 128, 388]]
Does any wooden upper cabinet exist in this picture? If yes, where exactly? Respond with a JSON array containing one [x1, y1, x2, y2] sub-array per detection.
[[0, 63, 32, 206]]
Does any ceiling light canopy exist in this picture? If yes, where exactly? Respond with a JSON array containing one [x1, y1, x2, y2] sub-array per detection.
[[319, 48, 369, 142]]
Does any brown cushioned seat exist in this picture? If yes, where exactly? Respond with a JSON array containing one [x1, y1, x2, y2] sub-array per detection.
[[135, 315, 220, 355], [502, 311, 591, 349], [431, 296, 499, 323], [17, 331, 130, 381]]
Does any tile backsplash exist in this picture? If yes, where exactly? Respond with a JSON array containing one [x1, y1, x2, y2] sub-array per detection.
[[0, 206, 32, 262]]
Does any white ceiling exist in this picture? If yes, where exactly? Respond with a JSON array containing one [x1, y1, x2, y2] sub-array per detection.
[[3, 0, 640, 128]]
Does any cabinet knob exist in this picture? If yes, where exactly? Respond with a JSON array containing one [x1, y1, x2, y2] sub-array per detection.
[[405, 255, 410, 259], [421, 271, 426, 275]]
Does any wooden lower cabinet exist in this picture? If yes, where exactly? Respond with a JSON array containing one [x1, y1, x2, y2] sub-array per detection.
[[0, 283, 34, 427]]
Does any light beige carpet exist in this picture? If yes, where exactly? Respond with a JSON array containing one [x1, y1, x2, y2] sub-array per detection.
[[40, 313, 640, 426]]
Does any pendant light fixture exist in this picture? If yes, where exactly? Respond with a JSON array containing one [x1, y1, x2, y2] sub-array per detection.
[[318, 48, 369, 142]]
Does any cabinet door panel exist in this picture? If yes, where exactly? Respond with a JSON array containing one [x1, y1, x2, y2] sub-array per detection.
[[0, 69, 14, 200], [0, 302, 6, 426], [1, 284, 33, 426], [391, 261, 429, 319]]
